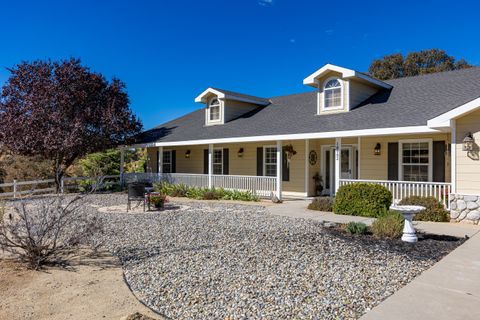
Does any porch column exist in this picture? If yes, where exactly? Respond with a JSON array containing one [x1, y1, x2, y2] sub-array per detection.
[[451, 120, 457, 193], [276, 140, 282, 200], [208, 144, 213, 188], [357, 137, 361, 179], [120, 147, 125, 186], [158, 146, 163, 175], [304, 139, 310, 196], [334, 137, 341, 194]]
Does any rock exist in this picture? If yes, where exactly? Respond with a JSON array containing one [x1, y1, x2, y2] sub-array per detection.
[[450, 202, 457, 210], [464, 195, 478, 202], [466, 210, 480, 221], [467, 201, 479, 210], [456, 200, 467, 211], [458, 210, 468, 221], [450, 210, 461, 219]]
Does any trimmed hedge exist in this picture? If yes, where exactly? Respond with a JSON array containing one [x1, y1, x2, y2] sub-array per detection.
[[307, 197, 334, 212], [399, 196, 450, 222], [333, 183, 392, 218]]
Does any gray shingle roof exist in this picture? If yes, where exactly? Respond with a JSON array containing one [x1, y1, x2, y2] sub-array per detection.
[[135, 67, 480, 144]]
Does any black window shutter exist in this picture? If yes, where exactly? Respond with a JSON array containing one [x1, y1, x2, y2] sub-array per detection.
[[257, 147, 263, 176], [282, 147, 289, 181], [433, 141, 445, 182], [203, 149, 208, 174], [156, 150, 159, 173], [223, 148, 229, 175], [171, 150, 176, 173], [388, 142, 399, 180]]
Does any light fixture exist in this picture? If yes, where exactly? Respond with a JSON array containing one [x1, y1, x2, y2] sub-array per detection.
[[185, 150, 191, 158], [237, 148, 244, 158], [374, 143, 381, 156], [463, 132, 474, 152]]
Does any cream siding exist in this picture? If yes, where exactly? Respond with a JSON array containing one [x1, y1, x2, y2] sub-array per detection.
[[224, 100, 260, 123], [349, 80, 378, 109], [456, 109, 480, 194]]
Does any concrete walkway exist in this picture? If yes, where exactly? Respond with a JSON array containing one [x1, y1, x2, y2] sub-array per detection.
[[267, 200, 480, 320], [267, 199, 480, 238]]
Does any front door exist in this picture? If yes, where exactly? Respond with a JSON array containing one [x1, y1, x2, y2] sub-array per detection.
[[322, 146, 354, 195]]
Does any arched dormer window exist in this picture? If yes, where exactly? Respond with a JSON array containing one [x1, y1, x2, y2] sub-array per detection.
[[209, 98, 221, 121], [323, 78, 342, 109]]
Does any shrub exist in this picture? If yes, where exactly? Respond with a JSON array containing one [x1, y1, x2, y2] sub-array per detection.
[[153, 182, 259, 202], [371, 211, 404, 239], [333, 183, 392, 218], [308, 197, 334, 211], [399, 196, 450, 222], [148, 194, 168, 209], [345, 222, 368, 235], [0, 195, 103, 270]]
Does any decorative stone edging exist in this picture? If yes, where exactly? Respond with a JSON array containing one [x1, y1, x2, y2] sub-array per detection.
[[450, 194, 480, 224]]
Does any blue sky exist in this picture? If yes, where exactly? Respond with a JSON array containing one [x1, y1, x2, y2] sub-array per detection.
[[0, 0, 479, 129]]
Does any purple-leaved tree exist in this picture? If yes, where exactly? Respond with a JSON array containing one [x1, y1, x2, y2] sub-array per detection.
[[0, 58, 142, 190]]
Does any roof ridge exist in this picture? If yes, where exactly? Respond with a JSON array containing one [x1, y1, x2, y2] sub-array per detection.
[[384, 66, 480, 83]]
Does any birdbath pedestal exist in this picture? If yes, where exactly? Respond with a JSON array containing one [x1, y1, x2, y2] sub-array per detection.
[[389, 205, 425, 243]]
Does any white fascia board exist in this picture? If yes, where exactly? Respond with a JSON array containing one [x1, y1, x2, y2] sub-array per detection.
[[303, 64, 392, 89], [194, 88, 225, 103], [428, 97, 480, 128], [129, 126, 443, 148]]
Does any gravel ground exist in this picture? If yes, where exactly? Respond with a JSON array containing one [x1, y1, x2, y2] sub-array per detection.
[[83, 193, 461, 320]]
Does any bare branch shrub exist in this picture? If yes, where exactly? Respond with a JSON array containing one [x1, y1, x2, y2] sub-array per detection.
[[0, 192, 104, 270]]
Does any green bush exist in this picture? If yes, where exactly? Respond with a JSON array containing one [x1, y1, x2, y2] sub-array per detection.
[[333, 183, 392, 218], [399, 196, 450, 222], [308, 197, 334, 211], [371, 211, 404, 239], [345, 222, 368, 235], [153, 182, 259, 202]]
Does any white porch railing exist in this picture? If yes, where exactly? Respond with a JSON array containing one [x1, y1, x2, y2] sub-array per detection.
[[123, 173, 277, 198], [212, 174, 277, 198], [339, 179, 452, 209]]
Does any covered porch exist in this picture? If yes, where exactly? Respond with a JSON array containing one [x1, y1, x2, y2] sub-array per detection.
[[122, 130, 453, 207]]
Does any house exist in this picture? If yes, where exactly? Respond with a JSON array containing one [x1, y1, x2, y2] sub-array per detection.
[[126, 64, 480, 223]]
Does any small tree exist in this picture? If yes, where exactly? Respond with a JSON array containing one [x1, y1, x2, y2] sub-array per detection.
[[0, 58, 142, 191], [369, 49, 473, 80]]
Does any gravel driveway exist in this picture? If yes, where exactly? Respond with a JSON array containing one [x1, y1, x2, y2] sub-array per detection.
[[89, 193, 460, 320]]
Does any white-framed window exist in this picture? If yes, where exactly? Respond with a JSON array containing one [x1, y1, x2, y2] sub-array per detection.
[[213, 148, 223, 174], [263, 146, 277, 177], [208, 98, 221, 122], [399, 139, 433, 182], [323, 78, 343, 110], [162, 150, 172, 173]]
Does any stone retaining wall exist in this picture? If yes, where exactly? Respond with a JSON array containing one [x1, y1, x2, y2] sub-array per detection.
[[450, 194, 480, 224]]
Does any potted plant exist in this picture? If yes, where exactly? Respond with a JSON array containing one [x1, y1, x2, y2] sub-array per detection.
[[148, 194, 168, 210]]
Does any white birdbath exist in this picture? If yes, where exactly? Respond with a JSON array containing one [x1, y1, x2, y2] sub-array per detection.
[[390, 205, 425, 243]]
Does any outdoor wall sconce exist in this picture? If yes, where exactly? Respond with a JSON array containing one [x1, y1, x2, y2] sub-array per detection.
[[185, 150, 191, 158], [374, 143, 381, 156], [463, 132, 474, 152], [237, 148, 244, 158]]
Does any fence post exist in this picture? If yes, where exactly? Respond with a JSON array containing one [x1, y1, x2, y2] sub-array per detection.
[[60, 177, 65, 194], [13, 179, 17, 198]]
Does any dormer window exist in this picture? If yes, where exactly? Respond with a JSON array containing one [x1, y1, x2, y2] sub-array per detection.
[[324, 78, 342, 109], [209, 98, 221, 121]]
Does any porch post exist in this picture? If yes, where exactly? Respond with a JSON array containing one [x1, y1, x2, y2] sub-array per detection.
[[208, 144, 213, 188], [451, 120, 456, 193], [120, 147, 125, 186], [334, 137, 341, 194], [304, 139, 309, 196], [158, 146, 163, 174], [357, 137, 361, 179], [276, 140, 282, 200]]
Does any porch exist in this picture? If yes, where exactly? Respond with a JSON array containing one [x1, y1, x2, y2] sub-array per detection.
[[123, 132, 453, 207]]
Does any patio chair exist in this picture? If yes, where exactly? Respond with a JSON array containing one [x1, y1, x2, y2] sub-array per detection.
[[127, 183, 148, 212]]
